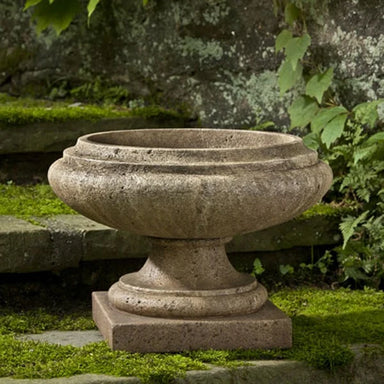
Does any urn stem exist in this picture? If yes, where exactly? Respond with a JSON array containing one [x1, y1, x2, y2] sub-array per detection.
[[108, 237, 268, 318]]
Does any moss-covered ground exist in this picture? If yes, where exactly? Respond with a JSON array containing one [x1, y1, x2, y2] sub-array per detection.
[[0, 183, 76, 219], [0, 287, 383, 382], [0, 93, 186, 126]]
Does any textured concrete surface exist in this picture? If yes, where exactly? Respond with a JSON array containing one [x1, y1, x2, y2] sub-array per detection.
[[93, 292, 292, 352]]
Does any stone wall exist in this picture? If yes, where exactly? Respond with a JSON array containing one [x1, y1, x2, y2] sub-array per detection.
[[1, 0, 383, 128]]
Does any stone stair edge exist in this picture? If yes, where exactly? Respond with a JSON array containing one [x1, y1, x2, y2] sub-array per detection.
[[0, 116, 188, 155], [0, 214, 341, 274]]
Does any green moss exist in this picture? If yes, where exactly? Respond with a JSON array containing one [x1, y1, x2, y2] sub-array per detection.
[[0, 308, 95, 335], [271, 287, 384, 369], [0, 287, 383, 381], [298, 202, 355, 220], [0, 338, 207, 382], [0, 183, 76, 219], [0, 93, 186, 126]]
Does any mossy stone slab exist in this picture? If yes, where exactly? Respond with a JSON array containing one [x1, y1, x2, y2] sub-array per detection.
[[0, 117, 185, 154], [35, 215, 150, 261], [227, 215, 341, 252], [0, 216, 52, 273]]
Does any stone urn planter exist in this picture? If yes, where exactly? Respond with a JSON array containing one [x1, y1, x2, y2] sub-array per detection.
[[48, 128, 332, 352]]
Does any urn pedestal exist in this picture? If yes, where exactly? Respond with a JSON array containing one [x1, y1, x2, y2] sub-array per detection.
[[48, 128, 332, 352]]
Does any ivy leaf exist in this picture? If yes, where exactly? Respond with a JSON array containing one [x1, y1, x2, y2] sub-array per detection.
[[339, 211, 369, 249], [285, 34, 311, 70], [352, 100, 384, 128], [87, 0, 101, 21], [288, 96, 319, 129], [321, 113, 348, 148], [279, 264, 294, 275], [30, 0, 81, 34], [305, 68, 334, 104], [275, 29, 293, 53], [253, 258, 265, 275], [24, 0, 44, 9], [278, 60, 303, 95], [310, 106, 348, 134], [365, 132, 384, 146], [284, 3, 301, 26], [303, 132, 321, 150]]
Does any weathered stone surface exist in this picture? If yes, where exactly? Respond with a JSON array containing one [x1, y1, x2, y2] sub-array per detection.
[[36, 215, 150, 262], [93, 292, 292, 352], [227, 215, 341, 252], [1, 1, 383, 128], [108, 238, 267, 318], [0, 216, 52, 273], [33, 216, 83, 271], [49, 129, 332, 239]]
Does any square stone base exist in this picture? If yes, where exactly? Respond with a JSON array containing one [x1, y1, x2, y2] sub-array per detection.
[[92, 291, 292, 352]]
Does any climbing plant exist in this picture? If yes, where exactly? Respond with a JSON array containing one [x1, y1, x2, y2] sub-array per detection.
[[275, 1, 384, 287], [24, 0, 149, 34]]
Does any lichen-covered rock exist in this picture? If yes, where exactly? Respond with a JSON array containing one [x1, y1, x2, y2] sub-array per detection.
[[0, 0, 383, 128]]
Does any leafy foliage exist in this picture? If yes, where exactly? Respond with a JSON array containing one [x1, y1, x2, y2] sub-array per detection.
[[25, 0, 82, 34], [24, 0, 150, 34], [276, 2, 384, 287]]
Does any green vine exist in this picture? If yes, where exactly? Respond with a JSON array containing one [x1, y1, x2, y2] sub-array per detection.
[[275, 1, 384, 287], [24, 0, 149, 34]]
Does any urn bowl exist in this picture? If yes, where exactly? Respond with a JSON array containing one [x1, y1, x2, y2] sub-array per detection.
[[48, 128, 332, 240]]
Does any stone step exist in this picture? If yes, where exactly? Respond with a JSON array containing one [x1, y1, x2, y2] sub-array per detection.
[[0, 214, 341, 274], [0, 116, 187, 155], [0, 108, 192, 183]]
